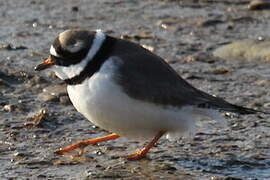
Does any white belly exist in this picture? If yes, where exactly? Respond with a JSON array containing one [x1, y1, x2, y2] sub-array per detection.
[[66, 59, 221, 140]]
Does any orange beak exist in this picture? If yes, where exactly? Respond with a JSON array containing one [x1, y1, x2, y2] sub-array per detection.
[[35, 57, 55, 71]]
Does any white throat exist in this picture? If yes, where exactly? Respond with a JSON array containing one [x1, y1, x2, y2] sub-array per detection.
[[51, 31, 106, 80]]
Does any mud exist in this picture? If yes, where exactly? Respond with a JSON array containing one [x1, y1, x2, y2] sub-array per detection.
[[1, 0, 270, 179]]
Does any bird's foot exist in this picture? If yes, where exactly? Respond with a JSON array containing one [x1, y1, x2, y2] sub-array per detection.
[[55, 142, 88, 155], [122, 150, 147, 160], [55, 133, 120, 155]]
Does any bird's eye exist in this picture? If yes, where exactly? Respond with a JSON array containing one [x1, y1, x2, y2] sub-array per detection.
[[67, 41, 84, 53], [50, 45, 89, 66]]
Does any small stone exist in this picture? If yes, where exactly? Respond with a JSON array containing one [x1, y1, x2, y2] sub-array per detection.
[[3, 104, 16, 112], [141, 44, 154, 52], [71, 6, 79, 12], [24, 108, 48, 128], [263, 102, 270, 108], [59, 96, 71, 105], [37, 92, 58, 102], [0, 44, 12, 50], [0, 79, 10, 88], [156, 18, 179, 31], [0, 44, 28, 50], [48, 72, 58, 79], [38, 85, 67, 102], [249, 0, 270, 10], [32, 22, 38, 28], [255, 79, 270, 86], [29, 76, 47, 84], [210, 67, 233, 75], [120, 31, 153, 41], [248, 153, 266, 160], [213, 39, 270, 61], [183, 53, 216, 63], [13, 152, 27, 157], [223, 177, 243, 180], [196, 19, 224, 27], [43, 85, 67, 97]]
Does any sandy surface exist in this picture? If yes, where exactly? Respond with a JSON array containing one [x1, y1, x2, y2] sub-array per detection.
[[1, 0, 270, 179]]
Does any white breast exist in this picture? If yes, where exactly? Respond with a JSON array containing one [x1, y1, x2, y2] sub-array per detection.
[[67, 58, 224, 140]]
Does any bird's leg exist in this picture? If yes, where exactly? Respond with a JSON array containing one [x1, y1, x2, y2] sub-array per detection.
[[55, 133, 120, 155], [122, 131, 165, 160]]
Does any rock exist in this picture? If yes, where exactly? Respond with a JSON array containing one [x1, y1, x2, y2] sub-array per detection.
[[249, 0, 270, 10], [213, 39, 270, 61], [208, 67, 233, 75], [71, 6, 79, 12], [59, 96, 71, 105], [0, 79, 10, 88], [196, 19, 224, 27], [29, 76, 47, 84], [37, 93, 58, 102], [141, 44, 154, 52], [38, 85, 68, 103], [3, 104, 16, 112], [0, 44, 28, 50], [24, 108, 48, 128], [120, 30, 153, 41], [183, 53, 217, 63], [0, 44, 12, 50], [255, 79, 270, 86], [43, 85, 67, 96], [156, 18, 179, 31]]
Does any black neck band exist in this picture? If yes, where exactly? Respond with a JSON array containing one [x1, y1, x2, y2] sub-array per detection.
[[64, 36, 116, 85]]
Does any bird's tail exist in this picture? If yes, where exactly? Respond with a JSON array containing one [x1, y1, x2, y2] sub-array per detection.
[[222, 103, 270, 115], [196, 91, 270, 115]]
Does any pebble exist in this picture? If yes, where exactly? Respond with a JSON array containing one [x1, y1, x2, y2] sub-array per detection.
[[156, 18, 179, 31], [71, 6, 79, 12], [13, 152, 27, 157], [141, 44, 154, 52], [213, 39, 270, 61], [29, 76, 47, 84], [24, 108, 48, 128], [249, 0, 270, 10], [209, 67, 233, 75], [0, 44, 28, 50], [255, 79, 270, 86], [37, 93, 58, 102], [196, 19, 224, 27], [3, 104, 16, 112], [183, 53, 216, 64], [0, 79, 10, 88], [43, 85, 67, 96], [120, 31, 153, 41], [38, 85, 68, 103], [59, 96, 71, 105]]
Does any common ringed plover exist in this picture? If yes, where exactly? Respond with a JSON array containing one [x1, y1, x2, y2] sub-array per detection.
[[35, 29, 268, 160]]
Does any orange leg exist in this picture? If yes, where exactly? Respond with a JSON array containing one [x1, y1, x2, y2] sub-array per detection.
[[55, 133, 120, 155], [123, 131, 165, 160]]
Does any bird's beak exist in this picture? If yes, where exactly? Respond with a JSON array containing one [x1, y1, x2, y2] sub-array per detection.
[[35, 56, 55, 71]]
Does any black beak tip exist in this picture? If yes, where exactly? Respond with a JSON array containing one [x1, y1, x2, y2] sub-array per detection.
[[34, 64, 48, 71], [34, 65, 42, 71]]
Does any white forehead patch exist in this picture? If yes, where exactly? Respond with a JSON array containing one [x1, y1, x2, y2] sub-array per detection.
[[50, 45, 59, 57]]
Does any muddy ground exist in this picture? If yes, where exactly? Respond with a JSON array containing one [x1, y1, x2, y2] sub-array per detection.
[[1, 0, 270, 179]]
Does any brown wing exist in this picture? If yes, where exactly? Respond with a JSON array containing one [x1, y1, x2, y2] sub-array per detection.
[[111, 38, 262, 114]]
